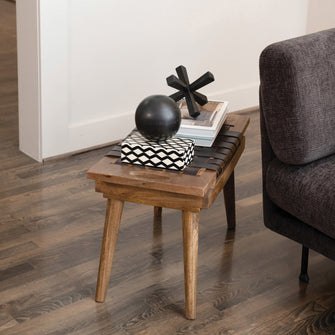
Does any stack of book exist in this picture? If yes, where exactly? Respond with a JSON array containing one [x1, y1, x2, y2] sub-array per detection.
[[175, 100, 229, 147]]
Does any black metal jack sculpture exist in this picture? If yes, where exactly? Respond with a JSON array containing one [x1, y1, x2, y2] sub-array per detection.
[[166, 65, 215, 118]]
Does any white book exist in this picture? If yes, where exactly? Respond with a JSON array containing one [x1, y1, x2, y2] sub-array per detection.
[[175, 100, 229, 147], [175, 133, 215, 147], [176, 100, 229, 138]]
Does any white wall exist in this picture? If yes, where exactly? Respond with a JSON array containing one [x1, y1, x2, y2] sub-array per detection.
[[17, 0, 309, 160], [306, 0, 335, 33]]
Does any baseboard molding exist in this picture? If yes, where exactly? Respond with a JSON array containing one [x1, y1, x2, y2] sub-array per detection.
[[45, 110, 260, 161], [43, 139, 120, 162], [207, 82, 259, 112], [43, 83, 259, 160], [234, 105, 259, 114], [43, 111, 135, 159], [68, 111, 135, 152]]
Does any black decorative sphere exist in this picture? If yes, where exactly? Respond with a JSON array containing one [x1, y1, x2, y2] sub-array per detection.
[[135, 95, 181, 141]]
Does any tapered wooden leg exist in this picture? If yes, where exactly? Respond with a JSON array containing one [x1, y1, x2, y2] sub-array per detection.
[[154, 206, 162, 217], [95, 198, 124, 302], [182, 210, 199, 319], [223, 171, 236, 230]]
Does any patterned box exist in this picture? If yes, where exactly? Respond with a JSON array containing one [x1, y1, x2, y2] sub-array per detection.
[[121, 131, 194, 170]]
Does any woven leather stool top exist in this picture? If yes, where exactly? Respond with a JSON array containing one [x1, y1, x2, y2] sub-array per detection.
[[106, 115, 246, 178]]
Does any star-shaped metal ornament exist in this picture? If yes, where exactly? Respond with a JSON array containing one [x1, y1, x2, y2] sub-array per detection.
[[166, 65, 215, 118]]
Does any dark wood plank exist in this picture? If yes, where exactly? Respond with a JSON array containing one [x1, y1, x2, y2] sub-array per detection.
[[0, 263, 34, 282], [0, 311, 18, 333], [0, 241, 38, 260]]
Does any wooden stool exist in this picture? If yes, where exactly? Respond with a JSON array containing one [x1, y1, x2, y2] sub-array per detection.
[[87, 114, 249, 319]]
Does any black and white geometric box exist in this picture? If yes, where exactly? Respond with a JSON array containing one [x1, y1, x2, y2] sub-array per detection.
[[121, 130, 194, 170]]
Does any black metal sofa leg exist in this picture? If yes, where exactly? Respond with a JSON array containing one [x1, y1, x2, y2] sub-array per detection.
[[299, 245, 309, 283]]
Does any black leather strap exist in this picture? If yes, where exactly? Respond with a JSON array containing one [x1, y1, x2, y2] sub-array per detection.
[[106, 125, 242, 177]]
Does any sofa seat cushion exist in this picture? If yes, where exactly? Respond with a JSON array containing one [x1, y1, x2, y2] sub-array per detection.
[[266, 155, 335, 239]]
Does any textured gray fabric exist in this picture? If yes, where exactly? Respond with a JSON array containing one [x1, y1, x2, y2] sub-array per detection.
[[263, 193, 335, 261], [266, 155, 335, 239], [260, 28, 335, 165], [261, 103, 335, 262], [259, 29, 335, 263]]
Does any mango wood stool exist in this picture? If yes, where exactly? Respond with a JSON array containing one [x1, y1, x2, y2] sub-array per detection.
[[87, 114, 249, 319]]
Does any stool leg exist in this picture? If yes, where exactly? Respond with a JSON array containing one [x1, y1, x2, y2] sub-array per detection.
[[154, 206, 162, 217], [96, 198, 124, 302], [223, 171, 236, 230], [182, 210, 199, 319]]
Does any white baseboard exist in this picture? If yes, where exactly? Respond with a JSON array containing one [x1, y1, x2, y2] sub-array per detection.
[[42, 83, 259, 159], [43, 83, 258, 159], [207, 82, 259, 112], [68, 111, 135, 153], [42, 111, 135, 159]]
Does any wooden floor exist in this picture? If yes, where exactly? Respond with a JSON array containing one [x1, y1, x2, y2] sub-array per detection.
[[1, 1, 335, 334]]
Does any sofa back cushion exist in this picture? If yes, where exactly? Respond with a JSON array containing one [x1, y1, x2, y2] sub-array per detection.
[[260, 28, 335, 165]]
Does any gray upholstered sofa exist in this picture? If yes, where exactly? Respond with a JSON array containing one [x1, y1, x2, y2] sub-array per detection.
[[259, 28, 335, 282]]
